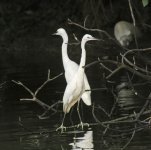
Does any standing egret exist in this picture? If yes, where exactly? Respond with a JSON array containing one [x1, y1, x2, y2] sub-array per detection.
[[56, 34, 99, 131], [53, 28, 91, 106]]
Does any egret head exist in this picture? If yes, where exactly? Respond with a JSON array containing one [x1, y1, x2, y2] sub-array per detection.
[[54, 28, 66, 35], [82, 34, 99, 43], [53, 28, 68, 41]]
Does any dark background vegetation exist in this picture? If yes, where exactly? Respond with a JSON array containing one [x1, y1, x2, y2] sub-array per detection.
[[0, 0, 150, 106], [0, 2, 151, 150]]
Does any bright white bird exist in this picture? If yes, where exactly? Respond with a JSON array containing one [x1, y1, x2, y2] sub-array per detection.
[[53, 28, 91, 106], [54, 32, 99, 131]]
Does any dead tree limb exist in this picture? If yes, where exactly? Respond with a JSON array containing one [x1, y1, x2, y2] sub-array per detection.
[[56, 109, 151, 132], [67, 18, 127, 50], [85, 59, 151, 80], [12, 70, 63, 118]]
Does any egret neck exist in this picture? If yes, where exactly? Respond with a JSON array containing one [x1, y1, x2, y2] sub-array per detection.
[[62, 33, 70, 69], [79, 38, 86, 71]]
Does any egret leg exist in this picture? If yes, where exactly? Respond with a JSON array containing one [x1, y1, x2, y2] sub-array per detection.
[[56, 113, 66, 133], [77, 100, 89, 129], [77, 100, 84, 130]]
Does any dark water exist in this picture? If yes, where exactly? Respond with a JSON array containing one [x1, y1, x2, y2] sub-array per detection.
[[0, 102, 151, 150], [0, 69, 151, 150]]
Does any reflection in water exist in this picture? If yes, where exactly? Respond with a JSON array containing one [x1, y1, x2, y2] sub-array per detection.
[[20, 134, 41, 150], [69, 130, 94, 149], [0, 102, 151, 150], [0, 74, 151, 150], [116, 75, 147, 115]]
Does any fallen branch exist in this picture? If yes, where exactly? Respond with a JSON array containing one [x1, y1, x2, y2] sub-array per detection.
[[12, 70, 63, 118], [55, 106, 151, 133]]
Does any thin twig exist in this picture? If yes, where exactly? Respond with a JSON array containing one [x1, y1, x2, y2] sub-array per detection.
[[84, 15, 89, 27], [121, 124, 136, 150], [85, 59, 151, 80], [92, 103, 108, 128], [100, 63, 113, 73], [67, 18, 130, 50], [128, 0, 138, 48], [135, 97, 151, 121], [12, 80, 35, 97], [12, 70, 63, 116], [121, 54, 151, 75], [0, 81, 7, 88], [122, 48, 151, 63], [35, 72, 63, 96], [68, 18, 113, 40]]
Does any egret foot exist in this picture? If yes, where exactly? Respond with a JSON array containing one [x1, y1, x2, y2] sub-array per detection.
[[56, 124, 66, 133], [77, 122, 89, 130]]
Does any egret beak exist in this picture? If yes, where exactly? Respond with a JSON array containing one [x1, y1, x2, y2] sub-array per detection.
[[52, 32, 58, 35], [91, 37, 101, 41]]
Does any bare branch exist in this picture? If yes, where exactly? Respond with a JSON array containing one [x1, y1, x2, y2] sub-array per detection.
[[84, 15, 89, 27], [100, 63, 113, 73], [128, 0, 138, 48], [0, 81, 7, 88], [35, 72, 63, 96], [85, 58, 151, 80], [121, 54, 151, 75], [122, 48, 151, 62], [12, 80, 35, 97], [121, 124, 136, 150], [12, 70, 63, 117], [56, 109, 151, 131], [68, 18, 113, 40], [67, 18, 130, 51]]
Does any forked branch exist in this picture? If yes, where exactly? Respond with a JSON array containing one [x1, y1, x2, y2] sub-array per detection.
[[12, 70, 63, 118]]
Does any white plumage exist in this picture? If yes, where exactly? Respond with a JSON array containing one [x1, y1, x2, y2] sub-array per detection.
[[54, 28, 91, 107], [54, 30, 98, 131]]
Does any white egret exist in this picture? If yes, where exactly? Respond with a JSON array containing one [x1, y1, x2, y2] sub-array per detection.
[[53, 28, 91, 106], [56, 34, 99, 131]]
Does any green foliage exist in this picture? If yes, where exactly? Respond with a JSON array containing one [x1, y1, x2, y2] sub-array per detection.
[[142, 0, 149, 7]]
